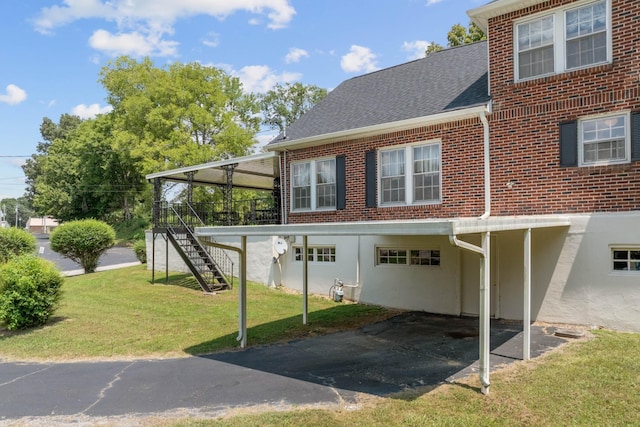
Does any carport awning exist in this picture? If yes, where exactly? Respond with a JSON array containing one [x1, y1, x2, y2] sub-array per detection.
[[145, 151, 280, 191], [194, 215, 570, 238]]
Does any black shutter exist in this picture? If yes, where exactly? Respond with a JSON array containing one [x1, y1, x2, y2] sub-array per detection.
[[365, 150, 377, 208], [336, 155, 346, 210], [631, 112, 640, 161], [559, 121, 578, 167]]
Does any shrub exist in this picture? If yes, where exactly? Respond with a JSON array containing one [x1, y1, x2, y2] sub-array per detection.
[[133, 239, 147, 264], [0, 255, 64, 330], [0, 227, 36, 264], [50, 219, 116, 273]]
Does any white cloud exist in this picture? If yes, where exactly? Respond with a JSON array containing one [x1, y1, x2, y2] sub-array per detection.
[[402, 40, 432, 60], [89, 29, 179, 56], [0, 84, 28, 105], [426, 0, 445, 5], [202, 32, 220, 48], [284, 47, 309, 64], [33, 0, 296, 58], [340, 45, 379, 74], [235, 65, 301, 93], [71, 103, 113, 119]]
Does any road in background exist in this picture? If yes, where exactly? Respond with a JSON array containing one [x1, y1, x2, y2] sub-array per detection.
[[35, 234, 140, 274]]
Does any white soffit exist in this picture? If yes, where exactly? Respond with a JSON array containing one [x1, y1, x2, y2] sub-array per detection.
[[468, 0, 546, 32], [145, 152, 279, 191]]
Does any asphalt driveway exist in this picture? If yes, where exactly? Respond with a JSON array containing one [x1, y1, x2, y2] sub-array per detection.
[[0, 312, 570, 424]]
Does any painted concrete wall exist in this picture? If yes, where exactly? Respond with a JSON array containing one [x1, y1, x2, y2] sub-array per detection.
[[147, 211, 640, 332]]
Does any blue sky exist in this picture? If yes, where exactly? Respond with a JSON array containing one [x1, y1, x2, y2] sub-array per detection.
[[0, 0, 485, 200]]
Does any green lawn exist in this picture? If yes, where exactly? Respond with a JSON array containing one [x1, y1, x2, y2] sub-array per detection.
[[1, 265, 638, 426], [0, 265, 395, 360]]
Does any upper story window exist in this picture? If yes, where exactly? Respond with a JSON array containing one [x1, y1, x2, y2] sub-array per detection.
[[515, 0, 610, 81], [379, 141, 441, 206], [291, 158, 336, 211]]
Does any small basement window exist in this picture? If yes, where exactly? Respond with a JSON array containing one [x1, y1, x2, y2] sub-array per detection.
[[612, 248, 640, 272], [294, 246, 336, 263], [377, 247, 440, 266]]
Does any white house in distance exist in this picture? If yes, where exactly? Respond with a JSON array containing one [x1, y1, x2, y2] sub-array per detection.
[[0, 208, 8, 228]]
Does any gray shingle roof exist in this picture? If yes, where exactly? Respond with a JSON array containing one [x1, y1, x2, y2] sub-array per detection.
[[269, 41, 489, 144]]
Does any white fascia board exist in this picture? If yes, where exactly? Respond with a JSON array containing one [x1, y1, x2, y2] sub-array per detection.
[[265, 104, 490, 152], [145, 151, 278, 181], [195, 215, 570, 239], [468, 0, 546, 32]]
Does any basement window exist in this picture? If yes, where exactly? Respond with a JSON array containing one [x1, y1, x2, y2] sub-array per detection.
[[294, 246, 336, 263], [612, 248, 640, 272], [377, 248, 440, 266]]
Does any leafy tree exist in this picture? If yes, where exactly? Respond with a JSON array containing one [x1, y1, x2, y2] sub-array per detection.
[[0, 255, 63, 330], [0, 227, 36, 264], [50, 219, 115, 274], [99, 57, 260, 176], [1, 198, 35, 228], [425, 22, 486, 56], [260, 82, 327, 134]]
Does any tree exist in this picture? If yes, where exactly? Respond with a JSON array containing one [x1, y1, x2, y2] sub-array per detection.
[[50, 219, 115, 273], [99, 57, 261, 175], [260, 82, 328, 134], [0, 197, 35, 228], [425, 22, 486, 56]]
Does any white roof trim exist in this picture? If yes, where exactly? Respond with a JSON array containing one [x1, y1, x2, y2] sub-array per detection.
[[195, 215, 570, 238], [266, 104, 490, 152], [468, 0, 546, 32]]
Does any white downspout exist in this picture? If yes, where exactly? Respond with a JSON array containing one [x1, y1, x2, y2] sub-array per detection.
[[282, 150, 288, 225], [479, 106, 491, 220], [449, 232, 491, 395]]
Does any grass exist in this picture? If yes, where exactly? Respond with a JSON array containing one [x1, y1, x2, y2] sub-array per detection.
[[1, 264, 638, 426], [0, 265, 396, 361]]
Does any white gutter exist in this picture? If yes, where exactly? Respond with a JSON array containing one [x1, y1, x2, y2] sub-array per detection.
[[266, 105, 489, 152]]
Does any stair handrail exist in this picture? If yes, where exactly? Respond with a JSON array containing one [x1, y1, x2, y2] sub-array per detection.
[[168, 205, 233, 288]]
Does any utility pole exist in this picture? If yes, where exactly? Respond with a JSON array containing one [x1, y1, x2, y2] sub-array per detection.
[[15, 204, 18, 228]]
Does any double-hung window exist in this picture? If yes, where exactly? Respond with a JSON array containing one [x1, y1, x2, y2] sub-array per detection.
[[379, 142, 441, 206], [579, 112, 629, 166], [515, 0, 610, 81], [291, 158, 336, 211]]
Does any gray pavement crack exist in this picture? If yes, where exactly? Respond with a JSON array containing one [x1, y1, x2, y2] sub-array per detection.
[[80, 361, 137, 415], [0, 364, 53, 387]]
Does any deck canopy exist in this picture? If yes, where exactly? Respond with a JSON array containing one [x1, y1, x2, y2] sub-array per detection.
[[145, 151, 280, 191]]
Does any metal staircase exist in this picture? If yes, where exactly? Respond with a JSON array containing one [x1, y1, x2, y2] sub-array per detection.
[[164, 204, 234, 293]]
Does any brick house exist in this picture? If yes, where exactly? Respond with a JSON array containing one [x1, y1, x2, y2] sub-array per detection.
[[148, 0, 639, 393]]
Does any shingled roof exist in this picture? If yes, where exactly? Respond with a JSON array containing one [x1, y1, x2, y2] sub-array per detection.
[[269, 40, 489, 145]]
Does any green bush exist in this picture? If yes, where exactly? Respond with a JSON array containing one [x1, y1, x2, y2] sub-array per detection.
[[50, 219, 116, 273], [133, 239, 147, 264], [0, 227, 36, 264], [0, 255, 63, 330]]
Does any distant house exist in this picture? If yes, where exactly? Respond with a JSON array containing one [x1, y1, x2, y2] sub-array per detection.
[[0, 208, 8, 228], [26, 217, 59, 234]]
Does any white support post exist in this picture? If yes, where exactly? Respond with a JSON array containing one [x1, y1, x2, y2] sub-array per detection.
[[302, 235, 308, 325], [239, 236, 247, 348], [523, 228, 532, 361], [479, 231, 491, 395]]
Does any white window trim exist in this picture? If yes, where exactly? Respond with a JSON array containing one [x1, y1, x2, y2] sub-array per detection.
[[293, 245, 336, 263], [514, 0, 612, 82], [578, 111, 630, 167], [377, 140, 442, 207], [610, 246, 640, 274], [375, 246, 441, 267], [290, 157, 336, 212]]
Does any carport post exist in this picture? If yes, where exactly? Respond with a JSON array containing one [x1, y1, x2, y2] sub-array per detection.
[[523, 228, 531, 360], [239, 235, 247, 348], [302, 235, 308, 325], [479, 231, 491, 395]]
